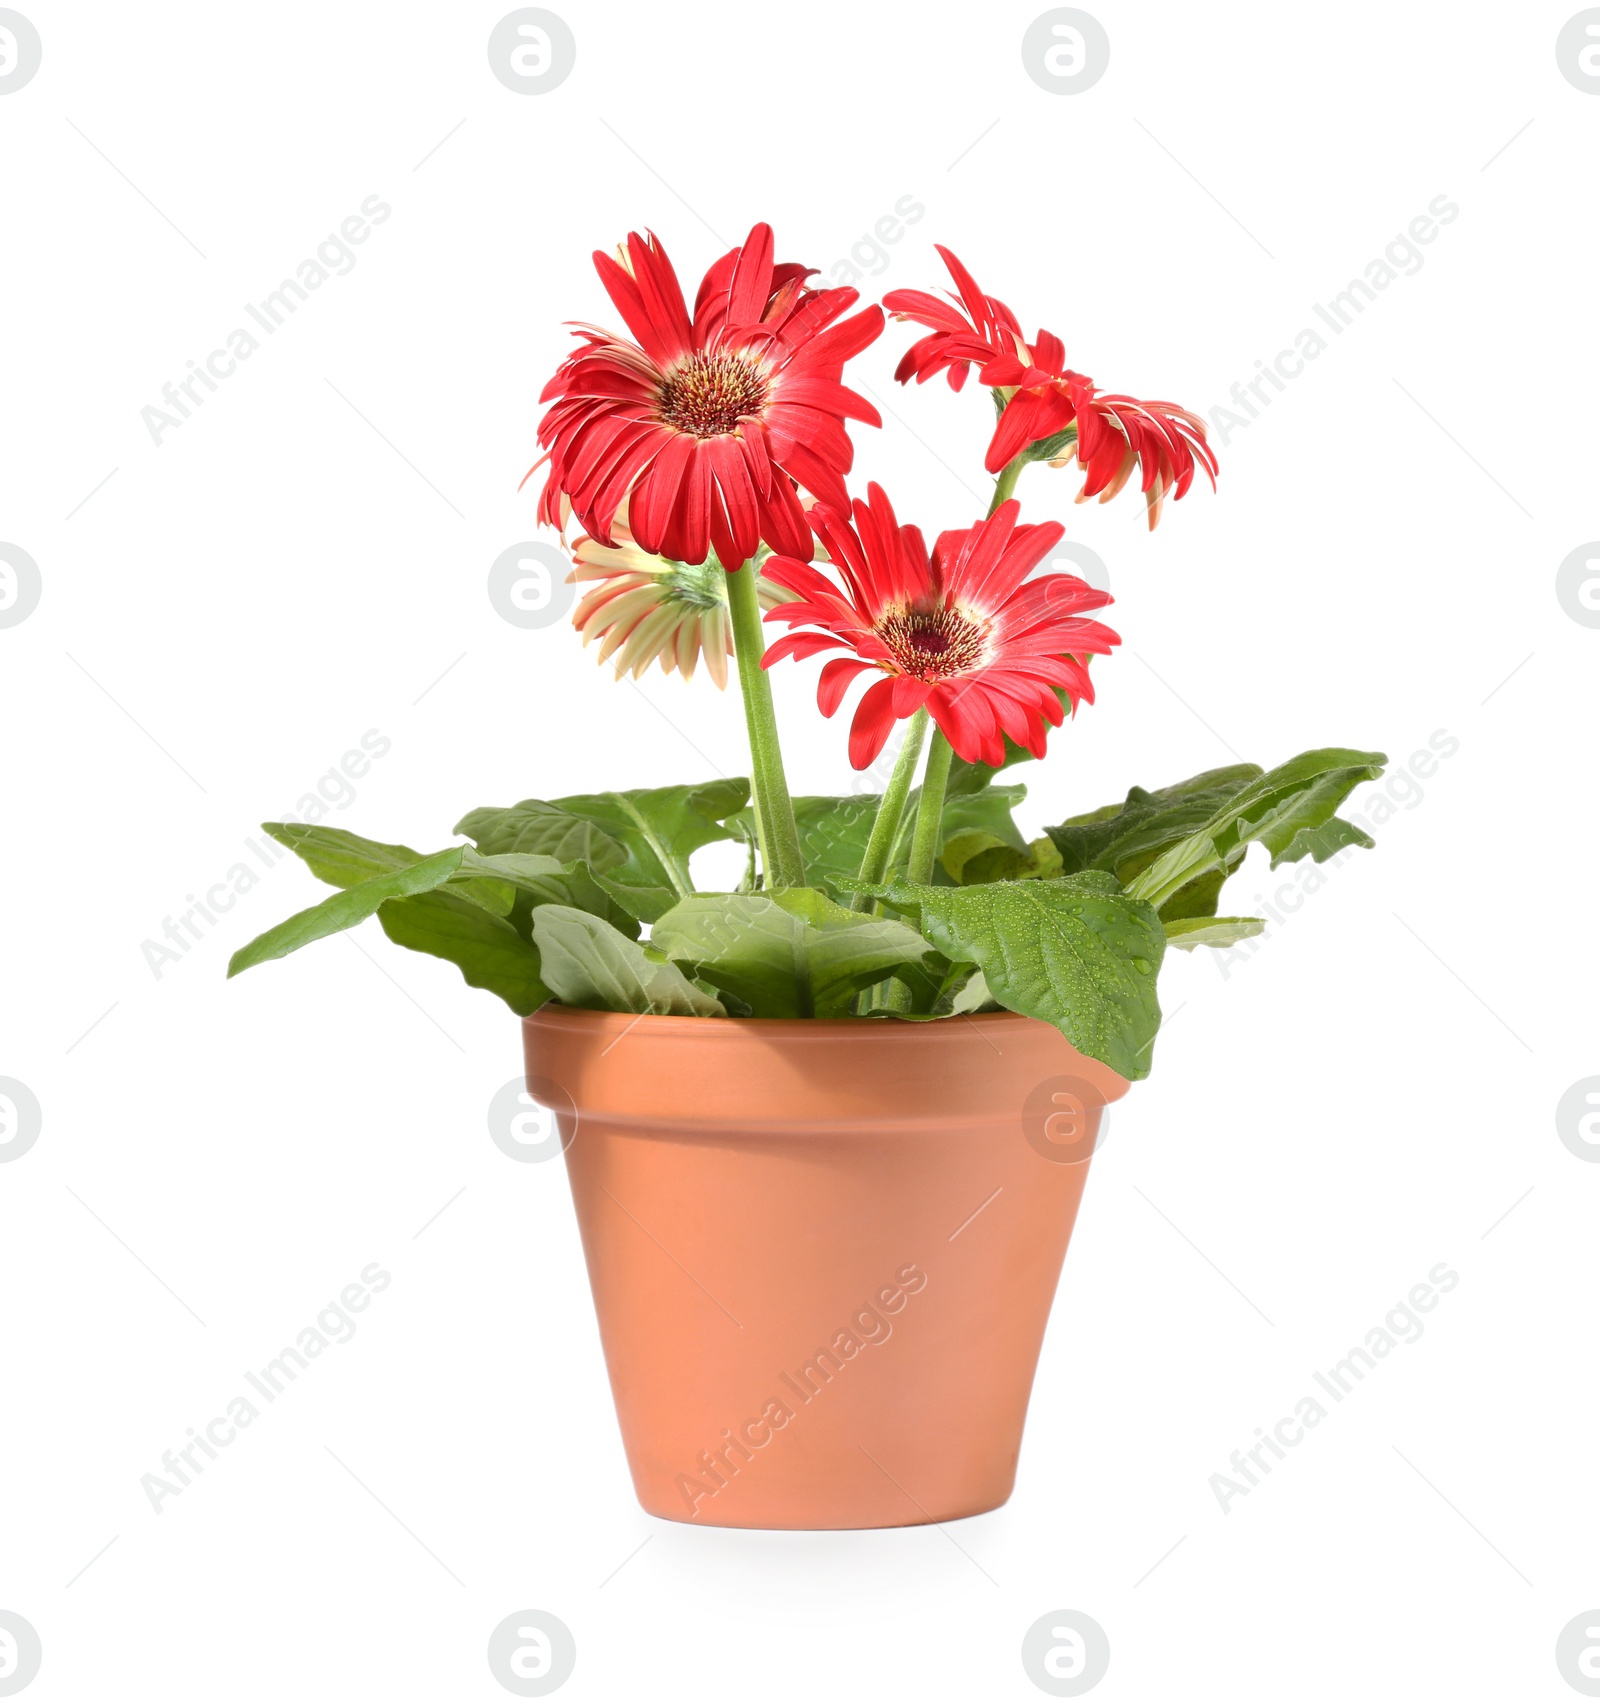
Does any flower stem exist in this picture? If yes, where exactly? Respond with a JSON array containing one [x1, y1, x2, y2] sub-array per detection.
[[906, 728, 954, 885], [870, 725, 954, 1016], [987, 455, 1027, 517], [848, 707, 928, 910], [727, 556, 806, 891]]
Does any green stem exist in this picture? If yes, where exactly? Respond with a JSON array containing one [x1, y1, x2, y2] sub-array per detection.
[[906, 729, 954, 886], [875, 725, 954, 1015], [726, 557, 806, 891], [987, 455, 1027, 517], [848, 708, 929, 910]]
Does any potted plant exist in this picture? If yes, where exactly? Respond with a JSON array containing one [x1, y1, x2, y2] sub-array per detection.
[[231, 226, 1385, 1530]]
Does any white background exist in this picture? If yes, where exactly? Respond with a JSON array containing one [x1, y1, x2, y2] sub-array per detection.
[[2, 1, 1597, 1701]]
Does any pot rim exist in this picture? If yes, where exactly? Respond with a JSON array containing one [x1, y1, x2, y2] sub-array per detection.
[[522, 1002, 1132, 1109], [525, 1001, 1070, 1040]]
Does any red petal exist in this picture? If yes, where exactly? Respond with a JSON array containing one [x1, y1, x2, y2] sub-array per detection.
[[762, 630, 844, 668], [706, 437, 760, 567], [626, 232, 694, 363], [725, 223, 775, 328], [663, 444, 711, 566], [592, 242, 685, 371], [890, 676, 932, 717], [933, 246, 993, 338], [816, 656, 875, 714], [773, 376, 881, 427], [848, 676, 899, 770], [782, 305, 886, 372], [986, 392, 1053, 472], [757, 476, 812, 559], [626, 434, 694, 553]]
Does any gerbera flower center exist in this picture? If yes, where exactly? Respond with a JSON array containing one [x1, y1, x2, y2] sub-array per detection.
[[877, 603, 990, 681], [657, 351, 768, 439]]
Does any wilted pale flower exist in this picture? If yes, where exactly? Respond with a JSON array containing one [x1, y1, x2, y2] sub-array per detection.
[[570, 518, 797, 689]]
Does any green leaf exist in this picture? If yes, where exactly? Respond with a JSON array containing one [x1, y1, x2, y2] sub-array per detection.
[[259, 821, 504, 913], [932, 960, 998, 1016], [261, 822, 639, 936], [228, 847, 466, 977], [460, 780, 750, 922], [453, 800, 629, 871], [1271, 816, 1374, 868], [945, 967, 998, 1013], [1046, 765, 1264, 881], [1127, 749, 1387, 911], [454, 851, 642, 938], [1162, 916, 1266, 951], [904, 781, 1029, 875], [946, 833, 1063, 886], [1046, 768, 1265, 923], [261, 822, 430, 887], [650, 888, 941, 1018], [725, 793, 881, 893], [1151, 862, 1239, 925], [589, 869, 682, 925], [238, 825, 643, 1012], [730, 782, 1030, 897], [530, 906, 725, 1016], [857, 871, 1165, 1080], [862, 966, 1001, 1021], [378, 890, 551, 1015], [550, 782, 749, 911]]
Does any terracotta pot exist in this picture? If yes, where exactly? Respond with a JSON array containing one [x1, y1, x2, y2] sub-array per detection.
[[523, 1005, 1128, 1530]]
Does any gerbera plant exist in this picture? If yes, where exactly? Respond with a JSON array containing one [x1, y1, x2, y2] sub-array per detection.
[[230, 226, 1384, 1082]]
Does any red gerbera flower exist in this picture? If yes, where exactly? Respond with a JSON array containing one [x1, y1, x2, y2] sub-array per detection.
[[760, 483, 1120, 769], [884, 247, 1217, 530], [529, 223, 885, 571]]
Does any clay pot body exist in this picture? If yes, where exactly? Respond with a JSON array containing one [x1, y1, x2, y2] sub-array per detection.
[[523, 1006, 1127, 1530]]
